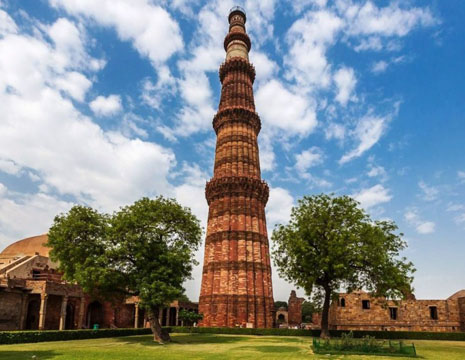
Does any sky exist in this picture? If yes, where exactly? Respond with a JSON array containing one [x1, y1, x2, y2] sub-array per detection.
[[0, 0, 464, 302]]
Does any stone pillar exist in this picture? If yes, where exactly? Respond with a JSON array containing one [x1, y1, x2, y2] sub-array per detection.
[[38, 293, 48, 330], [143, 312, 148, 328], [134, 303, 139, 329], [175, 307, 179, 326], [59, 296, 68, 330], [19, 293, 29, 330], [166, 307, 171, 327], [77, 297, 85, 329]]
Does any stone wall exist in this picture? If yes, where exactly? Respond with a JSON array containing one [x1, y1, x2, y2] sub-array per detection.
[[44, 294, 61, 330], [458, 297, 465, 331], [287, 290, 304, 326], [329, 292, 463, 332], [0, 291, 23, 330]]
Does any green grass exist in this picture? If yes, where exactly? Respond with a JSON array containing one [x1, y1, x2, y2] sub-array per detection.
[[0, 333, 465, 359]]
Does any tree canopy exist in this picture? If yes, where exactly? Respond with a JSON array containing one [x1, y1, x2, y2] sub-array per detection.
[[272, 194, 415, 338], [47, 197, 202, 343]]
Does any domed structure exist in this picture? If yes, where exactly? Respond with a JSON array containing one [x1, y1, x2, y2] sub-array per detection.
[[0, 234, 50, 257]]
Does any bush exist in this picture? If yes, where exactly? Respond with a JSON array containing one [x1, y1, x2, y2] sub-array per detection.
[[313, 332, 417, 357], [0, 328, 152, 345], [167, 326, 465, 341]]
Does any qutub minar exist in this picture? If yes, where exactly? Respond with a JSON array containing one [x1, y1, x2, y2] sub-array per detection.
[[198, 7, 275, 328]]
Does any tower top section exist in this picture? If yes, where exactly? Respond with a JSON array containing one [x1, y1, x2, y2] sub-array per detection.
[[225, 6, 251, 60], [228, 6, 246, 24]]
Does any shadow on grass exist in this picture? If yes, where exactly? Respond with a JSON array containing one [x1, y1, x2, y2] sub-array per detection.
[[0, 350, 59, 360], [237, 345, 300, 353], [114, 333, 246, 346]]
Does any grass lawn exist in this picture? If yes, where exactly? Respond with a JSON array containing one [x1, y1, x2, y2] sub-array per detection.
[[1, 333, 465, 360]]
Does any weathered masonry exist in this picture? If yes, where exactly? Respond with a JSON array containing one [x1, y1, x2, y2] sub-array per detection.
[[326, 291, 465, 332], [198, 6, 274, 328], [0, 235, 198, 330]]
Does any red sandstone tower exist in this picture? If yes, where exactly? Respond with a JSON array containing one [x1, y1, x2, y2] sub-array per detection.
[[198, 7, 274, 328]]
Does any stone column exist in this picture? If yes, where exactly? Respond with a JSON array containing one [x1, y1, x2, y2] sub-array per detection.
[[19, 293, 29, 330], [143, 312, 148, 328], [134, 303, 139, 329], [175, 307, 179, 327], [166, 307, 171, 327], [38, 293, 48, 330], [59, 296, 68, 330], [77, 297, 85, 329]]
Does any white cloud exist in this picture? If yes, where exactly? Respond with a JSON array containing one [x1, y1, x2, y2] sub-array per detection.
[[255, 79, 317, 136], [250, 51, 278, 83], [371, 60, 389, 74], [0, 12, 176, 215], [90, 94, 123, 116], [49, 0, 183, 67], [354, 36, 383, 52], [0, 185, 73, 248], [325, 122, 345, 141], [295, 147, 324, 173], [367, 164, 387, 180], [341, 1, 438, 38], [404, 209, 435, 234], [334, 66, 357, 106], [353, 184, 392, 209], [418, 181, 439, 201], [340, 114, 388, 164], [285, 9, 343, 90], [266, 187, 294, 228], [0, 158, 21, 176], [0, 9, 18, 36]]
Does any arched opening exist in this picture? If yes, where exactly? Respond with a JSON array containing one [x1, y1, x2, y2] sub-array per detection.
[[169, 307, 177, 326], [340, 298, 346, 307], [25, 300, 40, 330], [87, 301, 103, 328], [277, 314, 285, 323], [65, 304, 75, 330]]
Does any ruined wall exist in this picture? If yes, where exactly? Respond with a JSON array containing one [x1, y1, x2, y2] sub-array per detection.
[[287, 290, 304, 326], [44, 295, 61, 330], [458, 297, 465, 331], [0, 292, 23, 330], [329, 292, 462, 332], [115, 304, 135, 328]]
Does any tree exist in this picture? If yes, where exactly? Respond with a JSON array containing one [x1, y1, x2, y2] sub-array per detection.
[[47, 197, 202, 343], [272, 194, 415, 338], [274, 301, 288, 310], [178, 309, 203, 326], [301, 300, 321, 323]]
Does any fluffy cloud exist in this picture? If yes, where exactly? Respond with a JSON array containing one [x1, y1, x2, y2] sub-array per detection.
[[255, 79, 317, 136], [341, 1, 437, 38], [285, 9, 343, 90], [0, 185, 73, 248], [334, 66, 357, 106], [90, 95, 123, 116], [49, 0, 183, 67], [266, 187, 294, 228], [458, 171, 465, 182], [353, 184, 392, 209], [340, 114, 388, 164], [418, 181, 439, 201], [0, 13, 176, 218], [295, 147, 324, 173], [404, 209, 435, 234], [371, 60, 389, 74]]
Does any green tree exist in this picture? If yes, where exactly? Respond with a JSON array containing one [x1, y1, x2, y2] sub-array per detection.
[[47, 197, 202, 343], [178, 309, 203, 326], [301, 300, 321, 323], [272, 194, 415, 338], [274, 301, 288, 310]]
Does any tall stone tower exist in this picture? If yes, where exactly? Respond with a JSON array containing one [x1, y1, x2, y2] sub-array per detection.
[[198, 6, 274, 328]]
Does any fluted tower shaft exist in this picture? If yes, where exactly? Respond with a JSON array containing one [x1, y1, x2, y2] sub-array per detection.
[[198, 7, 274, 328]]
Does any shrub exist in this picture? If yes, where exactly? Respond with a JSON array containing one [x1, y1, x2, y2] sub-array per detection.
[[0, 328, 152, 345], [167, 326, 465, 341]]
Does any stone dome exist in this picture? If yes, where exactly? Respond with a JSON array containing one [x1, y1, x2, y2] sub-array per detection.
[[0, 234, 50, 257]]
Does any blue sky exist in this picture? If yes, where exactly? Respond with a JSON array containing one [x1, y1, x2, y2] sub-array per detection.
[[0, 0, 463, 302]]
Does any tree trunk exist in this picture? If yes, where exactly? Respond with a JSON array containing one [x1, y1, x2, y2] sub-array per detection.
[[320, 287, 331, 338], [147, 307, 170, 343]]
